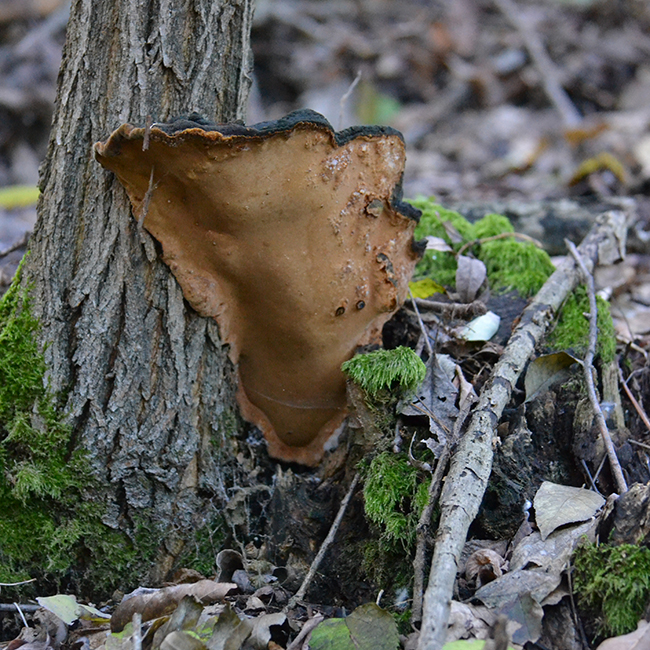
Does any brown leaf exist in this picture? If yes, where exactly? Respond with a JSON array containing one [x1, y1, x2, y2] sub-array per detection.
[[456, 255, 486, 303], [464, 549, 507, 587], [111, 581, 237, 633], [596, 620, 650, 650]]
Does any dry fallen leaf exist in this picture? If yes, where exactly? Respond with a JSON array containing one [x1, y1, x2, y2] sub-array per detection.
[[533, 481, 604, 540], [456, 255, 487, 303], [596, 620, 650, 650], [111, 581, 238, 633], [524, 352, 577, 403], [464, 549, 507, 587]]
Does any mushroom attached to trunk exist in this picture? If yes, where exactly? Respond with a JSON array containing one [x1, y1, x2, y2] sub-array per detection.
[[95, 109, 422, 466]]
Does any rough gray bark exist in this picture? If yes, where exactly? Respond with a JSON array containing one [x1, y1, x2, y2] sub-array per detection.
[[23, 0, 254, 580]]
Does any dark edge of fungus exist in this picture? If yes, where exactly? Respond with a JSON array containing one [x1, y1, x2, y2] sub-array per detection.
[[150, 109, 423, 227]]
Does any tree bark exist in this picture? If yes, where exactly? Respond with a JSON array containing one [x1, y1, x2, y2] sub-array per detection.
[[22, 0, 254, 583]]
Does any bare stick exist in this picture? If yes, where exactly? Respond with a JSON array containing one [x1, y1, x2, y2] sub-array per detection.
[[0, 578, 36, 586], [287, 472, 361, 610], [14, 603, 28, 628], [408, 299, 487, 321], [619, 366, 650, 435], [411, 377, 477, 625], [416, 211, 626, 650], [493, 0, 581, 128], [132, 612, 142, 650], [580, 459, 602, 495], [286, 614, 325, 650], [566, 240, 627, 494], [457, 231, 544, 257], [0, 231, 30, 258], [0, 603, 39, 613], [409, 289, 433, 356], [339, 70, 362, 131]]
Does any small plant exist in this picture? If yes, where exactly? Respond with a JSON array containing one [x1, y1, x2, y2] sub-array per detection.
[[573, 542, 650, 637], [342, 346, 426, 400]]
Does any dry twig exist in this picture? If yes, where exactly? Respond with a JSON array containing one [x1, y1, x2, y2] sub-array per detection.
[[409, 297, 487, 321], [409, 288, 433, 356], [416, 211, 626, 650], [286, 615, 325, 650], [411, 369, 477, 625], [287, 473, 360, 610], [456, 231, 544, 257], [0, 231, 30, 259], [619, 366, 650, 435], [566, 239, 627, 494]]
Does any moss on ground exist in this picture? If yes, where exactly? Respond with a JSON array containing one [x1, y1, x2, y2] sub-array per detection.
[[547, 286, 616, 363], [573, 542, 650, 637], [409, 196, 555, 297], [341, 347, 426, 401]]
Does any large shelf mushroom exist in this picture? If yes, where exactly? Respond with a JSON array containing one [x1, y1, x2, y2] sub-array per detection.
[[95, 109, 422, 466]]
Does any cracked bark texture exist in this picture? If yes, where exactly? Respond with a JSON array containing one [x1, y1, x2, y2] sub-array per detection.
[[22, 0, 254, 581]]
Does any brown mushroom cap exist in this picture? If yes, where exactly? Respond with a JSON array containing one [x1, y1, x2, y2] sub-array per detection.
[[95, 109, 422, 465]]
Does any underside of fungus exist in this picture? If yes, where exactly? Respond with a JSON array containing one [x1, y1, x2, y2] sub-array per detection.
[[95, 109, 422, 465]]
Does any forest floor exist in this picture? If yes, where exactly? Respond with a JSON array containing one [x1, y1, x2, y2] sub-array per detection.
[[1, 1, 650, 649]]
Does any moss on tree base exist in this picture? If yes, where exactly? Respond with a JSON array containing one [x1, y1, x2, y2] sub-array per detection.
[[0, 263, 167, 597]]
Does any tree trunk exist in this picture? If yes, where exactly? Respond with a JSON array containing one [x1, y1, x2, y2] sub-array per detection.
[[20, 0, 254, 588]]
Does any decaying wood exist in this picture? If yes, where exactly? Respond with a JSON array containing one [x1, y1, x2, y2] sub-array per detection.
[[416, 210, 627, 650], [411, 370, 477, 625]]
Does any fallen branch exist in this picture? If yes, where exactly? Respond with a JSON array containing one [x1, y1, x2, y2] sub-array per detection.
[[566, 240, 627, 494], [416, 210, 627, 650], [0, 231, 30, 258], [411, 368, 477, 625], [619, 366, 650, 435]]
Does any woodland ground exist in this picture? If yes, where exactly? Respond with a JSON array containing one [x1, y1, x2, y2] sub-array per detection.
[[1, 1, 650, 649]]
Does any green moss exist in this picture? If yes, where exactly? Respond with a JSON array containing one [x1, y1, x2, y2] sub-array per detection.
[[0, 265, 86, 582], [408, 197, 554, 296], [0, 265, 159, 594], [410, 197, 472, 286], [342, 347, 426, 401], [0, 264, 225, 596], [573, 543, 650, 637], [548, 286, 616, 363], [360, 538, 411, 590], [472, 213, 514, 239], [363, 452, 427, 548], [479, 239, 555, 297]]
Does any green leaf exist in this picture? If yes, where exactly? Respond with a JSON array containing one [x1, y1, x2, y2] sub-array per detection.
[[409, 278, 445, 299], [309, 618, 354, 650], [309, 604, 399, 650]]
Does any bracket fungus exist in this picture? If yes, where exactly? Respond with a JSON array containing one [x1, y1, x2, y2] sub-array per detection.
[[94, 109, 422, 465]]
